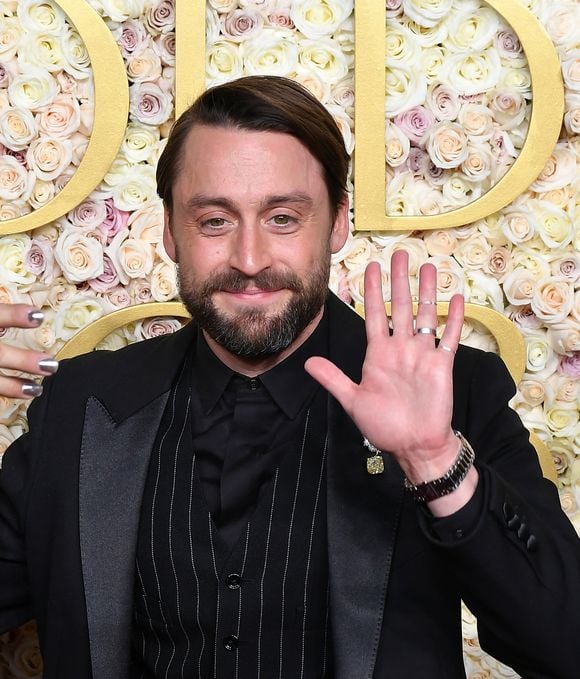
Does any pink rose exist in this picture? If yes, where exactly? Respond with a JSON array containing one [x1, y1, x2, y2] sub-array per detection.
[[67, 199, 107, 230], [118, 20, 147, 58], [558, 353, 580, 378], [145, 0, 175, 34], [495, 30, 523, 60], [267, 12, 294, 29], [221, 8, 263, 42], [104, 285, 132, 310], [100, 199, 130, 243], [129, 82, 173, 125], [25, 237, 61, 284], [508, 304, 543, 330], [426, 84, 460, 121], [394, 106, 435, 146], [87, 254, 120, 293]]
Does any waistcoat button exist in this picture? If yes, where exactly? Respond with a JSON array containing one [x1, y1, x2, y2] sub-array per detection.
[[223, 635, 239, 651], [226, 573, 242, 590]]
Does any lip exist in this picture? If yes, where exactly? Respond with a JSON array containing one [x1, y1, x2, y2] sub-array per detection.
[[220, 288, 284, 302]]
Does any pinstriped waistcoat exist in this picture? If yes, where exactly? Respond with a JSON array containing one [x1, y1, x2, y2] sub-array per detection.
[[132, 358, 332, 679]]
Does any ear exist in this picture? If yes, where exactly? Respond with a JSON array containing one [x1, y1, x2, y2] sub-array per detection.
[[330, 197, 349, 254], [162, 208, 177, 263]]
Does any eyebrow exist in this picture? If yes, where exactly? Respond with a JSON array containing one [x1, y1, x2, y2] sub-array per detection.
[[184, 192, 314, 212]]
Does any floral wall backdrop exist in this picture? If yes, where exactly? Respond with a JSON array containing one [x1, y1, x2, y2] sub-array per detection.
[[0, 0, 578, 677]]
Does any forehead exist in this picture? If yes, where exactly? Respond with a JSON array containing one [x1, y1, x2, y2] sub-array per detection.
[[173, 125, 328, 204]]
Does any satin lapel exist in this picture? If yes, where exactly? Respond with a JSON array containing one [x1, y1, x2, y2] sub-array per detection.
[[325, 294, 404, 679], [79, 392, 170, 679]]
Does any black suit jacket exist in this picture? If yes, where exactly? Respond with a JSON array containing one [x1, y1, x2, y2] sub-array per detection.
[[0, 294, 579, 679]]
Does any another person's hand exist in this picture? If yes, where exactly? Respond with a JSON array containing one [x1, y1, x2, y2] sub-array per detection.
[[0, 304, 59, 399]]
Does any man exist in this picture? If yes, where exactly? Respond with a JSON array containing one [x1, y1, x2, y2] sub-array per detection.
[[0, 76, 579, 679]]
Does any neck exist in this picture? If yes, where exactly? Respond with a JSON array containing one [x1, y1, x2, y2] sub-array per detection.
[[203, 307, 324, 377]]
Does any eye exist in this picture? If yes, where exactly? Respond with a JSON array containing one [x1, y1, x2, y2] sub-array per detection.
[[203, 217, 227, 228], [270, 214, 295, 227]]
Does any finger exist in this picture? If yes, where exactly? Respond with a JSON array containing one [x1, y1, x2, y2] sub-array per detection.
[[363, 261, 389, 341], [0, 375, 43, 400], [415, 262, 437, 340], [0, 343, 58, 377], [438, 294, 464, 357], [0, 304, 44, 329], [304, 356, 356, 415], [389, 250, 413, 336]]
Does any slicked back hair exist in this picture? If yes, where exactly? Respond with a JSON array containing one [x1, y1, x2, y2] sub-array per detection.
[[156, 75, 350, 220]]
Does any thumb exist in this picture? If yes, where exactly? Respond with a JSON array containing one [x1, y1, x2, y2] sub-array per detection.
[[304, 356, 356, 414]]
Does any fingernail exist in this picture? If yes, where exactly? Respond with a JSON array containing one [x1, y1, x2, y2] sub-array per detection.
[[22, 383, 43, 398], [38, 358, 59, 374], [28, 310, 44, 326]]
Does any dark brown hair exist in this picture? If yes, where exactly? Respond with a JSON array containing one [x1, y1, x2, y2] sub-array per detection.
[[156, 75, 350, 218]]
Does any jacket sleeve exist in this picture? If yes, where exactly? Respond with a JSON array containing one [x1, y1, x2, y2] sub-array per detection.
[[419, 349, 580, 678]]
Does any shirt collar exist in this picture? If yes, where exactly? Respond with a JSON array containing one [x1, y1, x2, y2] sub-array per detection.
[[193, 308, 328, 419]]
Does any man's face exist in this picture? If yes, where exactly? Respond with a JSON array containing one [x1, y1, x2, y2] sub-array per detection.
[[163, 124, 348, 360]]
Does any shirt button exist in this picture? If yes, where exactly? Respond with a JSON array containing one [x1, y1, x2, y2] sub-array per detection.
[[248, 378, 259, 391], [223, 635, 238, 652], [226, 573, 242, 590]]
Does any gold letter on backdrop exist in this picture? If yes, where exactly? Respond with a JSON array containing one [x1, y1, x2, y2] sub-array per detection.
[[0, 0, 129, 236], [174, 0, 206, 118], [355, 0, 565, 232]]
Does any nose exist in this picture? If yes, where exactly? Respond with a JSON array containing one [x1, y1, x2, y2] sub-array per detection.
[[228, 222, 272, 277]]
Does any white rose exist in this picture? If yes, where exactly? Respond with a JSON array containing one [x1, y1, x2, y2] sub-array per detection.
[[297, 37, 350, 84], [503, 268, 537, 306], [7, 68, 58, 110], [561, 50, 580, 93], [54, 230, 104, 283], [95, 0, 147, 22], [346, 262, 389, 304], [499, 204, 536, 245], [0, 155, 34, 202], [17, 0, 67, 35], [516, 376, 549, 408], [208, 0, 237, 13], [446, 7, 499, 52], [401, 16, 447, 48], [150, 260, 178, 301], [0, 17, 23, 61], [385, 172, 419, 216], [382, 237, 428, 277], [325, 103, 353, 153], [243, 31, 298, 76], [120, 123, 159, 164], [340, 237, 376, 271], [61, 29, 92, 80], [111, 164, 157, 212], [0, 201, 30, 221], [386, 64, 427, 117], [401, 0, 453, 28], [544, 406, 579, 438], [413, 179, 444, 215], [95, 328, 129, 351], [206, 39, 244, 82], [489, 90, 528, 129], [545, 4, 580, 47], [17, 32, 65, 73], [54, 293, 106, 341], [441, 174, 480, 208], [440, 49, 501, 95], [386, 20, 422, 68], [521, 328, 559, 378], [290, 0, 352, 39], [426, 83, 460, 121], [26, 136, 73, 181], [466, 270, 504, 312], [454, 234, 491, 270], [547, 321, 580, 356], [533, 202, 573, 249], [498, 66, 532, 98], [0, 234, 35, 286], [128, 201, 164, 244], [126, 46, 162, 83]]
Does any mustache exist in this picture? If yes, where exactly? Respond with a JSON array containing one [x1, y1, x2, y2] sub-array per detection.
[[199, 270, 304, 295]]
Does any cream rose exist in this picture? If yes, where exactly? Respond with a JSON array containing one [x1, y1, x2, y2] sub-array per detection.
[[96, 0, 147, 22], [457, 104, 494, 139], [206, 39, 244, 82], [461, 144, 492, 182], [517, 376, 549, 408], [446, 7, 499, 52], [126, 46, 162, 83], [36, 93, 81, 138], [0, 156, 34, 203], [544, 406, 579, 438], [110, 236, 154, 284], [150, 261, 178, 302], [489, 90, 528, 129], [426, 122, 468, 169], [502, 268, 536, 306], [386, 21, 421, 68], [0, 17, 23, 61], [383, 238, 428, 277], [499, 205, 536, 245], [54, 293, 106, 341], [0, 107, 37, 150], [18, 32, 65, 73], [128, 278, 154, 304], [96, 328, 129, 351], [562, 50, 580, 92], [484, 246, 513, 282], [386, 121, 410, 168], [531, 277, 574, 324], [54, 230, 104, 283], [208, 0, 238, 13], [533, 202, 573, 249], [18, 0, 67, 35], [426, 83, 460, 121], [521, 328, 559, 378], [423, 229, 457, 256], [62, 29, 92, 80], [297, 37, 350, 84], [26, 135, 73, 182], [429, 254, 465, 300], [454, 234, 491, 270], [441, 174, 480, 208]]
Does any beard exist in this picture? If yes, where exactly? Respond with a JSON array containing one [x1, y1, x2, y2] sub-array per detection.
[[178, 260, 330, 359]]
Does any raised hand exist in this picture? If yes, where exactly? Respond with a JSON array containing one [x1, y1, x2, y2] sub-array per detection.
[[306, 250, 477, 513], [0, 304, 58, 399]]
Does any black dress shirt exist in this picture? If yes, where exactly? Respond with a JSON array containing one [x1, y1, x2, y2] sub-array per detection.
[[191, 314, 328, 548]]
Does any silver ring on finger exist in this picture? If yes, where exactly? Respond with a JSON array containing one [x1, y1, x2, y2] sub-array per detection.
[[416, 326, 436, 335], [439, 343, 456, 354]]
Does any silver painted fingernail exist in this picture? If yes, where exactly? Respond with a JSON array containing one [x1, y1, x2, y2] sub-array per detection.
[[22, 383, 43, 397], [38, 359, 59, 374], [28, 310, 44, 326]]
